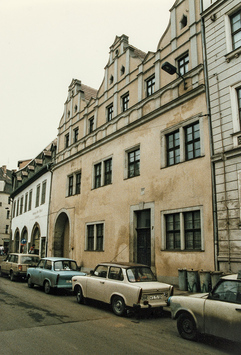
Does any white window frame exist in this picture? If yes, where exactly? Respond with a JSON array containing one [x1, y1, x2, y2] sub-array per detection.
[[225, 5, 241, 54], [160, 115, 204, 168], [161, 206, 204, 251], [92, 156, 113, 189], [85, 221, 105, 251], [230, 82, 241, 147]]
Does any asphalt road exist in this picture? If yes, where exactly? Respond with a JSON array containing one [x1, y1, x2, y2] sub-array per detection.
[[0, 275, 240, 355]]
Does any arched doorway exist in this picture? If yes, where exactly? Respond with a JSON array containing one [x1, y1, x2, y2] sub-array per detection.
[[21, 227, 28, 253], [31, 223, 40, 255], [53, 212, 70, 257], [14, 230, 20, 252]]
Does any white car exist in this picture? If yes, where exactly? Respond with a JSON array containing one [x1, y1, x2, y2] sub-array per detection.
[[169, 272, 241, 342], [72, 262, 174, 316]]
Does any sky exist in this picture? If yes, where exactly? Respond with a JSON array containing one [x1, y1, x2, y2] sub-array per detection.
[[0, 0, 172, 170]]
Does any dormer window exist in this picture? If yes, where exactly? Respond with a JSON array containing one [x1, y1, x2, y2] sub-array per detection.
[[110, 75, 114, 85], [121, 66, 125, 76], [68, 110, 70, 118], [74, 105, 78, 112], [180, 14, 187, 29]]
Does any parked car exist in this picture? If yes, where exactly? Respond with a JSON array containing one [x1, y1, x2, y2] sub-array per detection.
[[169, 272, 241, 343], [72, 262, 174, 316], [0, 253, 40, 281], [27, 257, 86, 294]]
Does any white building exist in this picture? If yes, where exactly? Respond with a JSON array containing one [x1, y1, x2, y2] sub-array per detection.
[[10, 141, 56, 257], [0, 166, 12, 252]]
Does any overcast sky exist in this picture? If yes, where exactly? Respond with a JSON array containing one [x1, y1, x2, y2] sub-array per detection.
[[0, 0, 172, 170]]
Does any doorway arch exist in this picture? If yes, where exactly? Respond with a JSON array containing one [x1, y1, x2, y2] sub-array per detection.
[[14, 229, 20, 252], [53, 212, 70, 257], [31, 223, 41, 255]]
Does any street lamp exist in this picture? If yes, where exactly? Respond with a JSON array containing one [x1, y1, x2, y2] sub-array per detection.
[[161, 61, 187, 90]]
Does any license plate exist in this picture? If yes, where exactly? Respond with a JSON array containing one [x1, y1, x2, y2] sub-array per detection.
[[149, 294, 162, 300]]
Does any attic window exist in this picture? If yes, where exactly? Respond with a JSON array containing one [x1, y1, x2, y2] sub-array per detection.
[[115, 49, 119, 56], [180, 14, 187, 29], [110, 75, 114, 85], [68, 110, 70, 118], [74, 105, 78, 112], [121, 66, 125, 76]]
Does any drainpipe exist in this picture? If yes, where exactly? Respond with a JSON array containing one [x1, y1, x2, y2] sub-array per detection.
[[200, 0, 219, 271], [46, 163, 53, 257]]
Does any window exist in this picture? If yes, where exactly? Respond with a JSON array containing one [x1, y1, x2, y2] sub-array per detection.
[[104, 159, 112, 185], [162, 209, 202, 251], [231, 10, 241, 50], [86, 223, 104, 251], [5, 225, 9, 234], [122, 93, 129, 112], [89, 117, 94, 133], [107, 104, 113, 122], [41, 180, 46, 205], [109, 266, 124, 281], [36, 185, 40, 207], [180, 14, 187, 29], [110, 75, 114, 85], [24, 193, 28, 213], [74, 127, 79, 143], [28, 190, 32, 211], [20, 196, 23, 215], [128, 148, 140, 178], [6, 210, 10, 219], [76, 172, 81, 194], [121, 66, 125, 75], [93, 157, 112, 189], [65, 133, 69, 148], [166, 130, 180, 166], [94, 163, 101, 189], [146, 76, 155, 97], [185, 122, 200, 160], [68, 176, 73, 196], [16, 199, 19, 216], [161, 118, 202, 168], [238, 87, 241, 125], [178, 54, 189, 75]]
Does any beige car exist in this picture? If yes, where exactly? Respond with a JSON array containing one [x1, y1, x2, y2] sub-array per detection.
[[0, 253, 40, 281], [72, 262, 174, 316], [169, 272, 241, 343]]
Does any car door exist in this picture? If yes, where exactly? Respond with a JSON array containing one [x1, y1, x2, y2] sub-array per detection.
[[31, 259, 46, 285], [86, 265, 108, 302], [204, 280, 241, 342]]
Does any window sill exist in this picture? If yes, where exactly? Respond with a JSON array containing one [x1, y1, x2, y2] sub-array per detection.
[[225, 47, 241, 63]]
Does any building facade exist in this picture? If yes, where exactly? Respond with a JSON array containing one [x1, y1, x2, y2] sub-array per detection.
[[0, 166, 12, 253], [202, 0, 241, 272], [10, 141, 56, 257], [48, 0, 215, 283]]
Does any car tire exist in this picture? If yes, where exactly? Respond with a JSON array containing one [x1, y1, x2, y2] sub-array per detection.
[[27, 276, 34, 288], [76, 286, 85, 304], [44, 280, 51, 294], [0, 267, 2, 277], [111, 296, 126, 316], [10, 271, 15, 282], [177, 313, 197, 341]]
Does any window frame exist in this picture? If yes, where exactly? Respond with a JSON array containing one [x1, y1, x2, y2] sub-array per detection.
[[146, 76, 155, 97], [178, 53, 189, 76], [41, 180, 47, 205], [161, 116, 203, 168], [85, 222, 104, 251], [230, 10, 241, 51], [89, 116, 94, 134], [67, 171, 82, 197], [92, 157, 113, 189], [161, 207, 204, 251], [73, 127, 79, 143], [122, 93, 129, 112], [107, 104, 113, 122], [65, 133, 69, 148], [35, 185, 40, 208]]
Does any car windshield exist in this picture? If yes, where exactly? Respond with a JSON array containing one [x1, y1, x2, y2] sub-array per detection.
[[20, 256, 39, 264], [126, 267, 157, 282], [54, 260, 78, 271]]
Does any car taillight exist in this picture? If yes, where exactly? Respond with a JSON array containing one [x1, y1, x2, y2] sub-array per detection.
[[18, 265, 22, 271], [137, 288, 142, 304]]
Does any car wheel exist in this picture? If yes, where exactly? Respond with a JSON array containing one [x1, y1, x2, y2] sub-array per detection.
[[76, 286, 85, 304], [27, 276, 34, 288], [111, 296, 126, 316], [0, 267, 2, 277], [10, 271, 15, 282], [177, 313, 197, 341], [44, 280, 51, 294]]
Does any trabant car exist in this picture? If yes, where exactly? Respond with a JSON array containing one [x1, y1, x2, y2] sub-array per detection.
[[27, 257, 86, 294], [72, 262, 174, 316], [169, 272, 241, 342], [0, 253, 39, 281]]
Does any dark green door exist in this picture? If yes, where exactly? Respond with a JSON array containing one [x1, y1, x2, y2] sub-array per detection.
[[136, 210, 151, 266]]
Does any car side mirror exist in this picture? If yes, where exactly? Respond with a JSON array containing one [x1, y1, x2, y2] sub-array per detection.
[[90, 270, 94, 276]]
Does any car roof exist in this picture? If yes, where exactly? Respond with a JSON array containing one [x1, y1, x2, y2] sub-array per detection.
[[98, 262, 149, 269], [222, 273, 239, 281], [8, 253, 39, 257], [40, 257, 76, 261]]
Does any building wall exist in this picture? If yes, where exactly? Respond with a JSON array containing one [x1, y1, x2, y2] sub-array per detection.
[[202, 0, 241, 272], [49, 0, 215, 283]]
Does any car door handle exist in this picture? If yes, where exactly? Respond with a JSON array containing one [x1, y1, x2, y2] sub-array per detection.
[[235, 308, 241, 312], [100, 281, 105, 284]]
